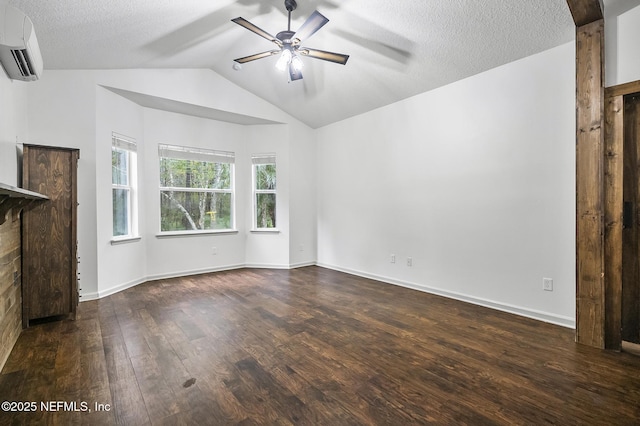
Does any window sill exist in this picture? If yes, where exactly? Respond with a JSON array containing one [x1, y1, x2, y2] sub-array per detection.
[[250, 229, 280, 234], [156, 229, 239, 238], [110, 236, 141, 245]]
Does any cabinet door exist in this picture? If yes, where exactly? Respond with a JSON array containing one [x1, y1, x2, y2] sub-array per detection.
[[22, 145, 78, 322]]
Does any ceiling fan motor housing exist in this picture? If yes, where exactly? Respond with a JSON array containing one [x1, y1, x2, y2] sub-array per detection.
[[276, 30, 296, 44], [284, 0, 297, 12], [231, 0, 349, 80]]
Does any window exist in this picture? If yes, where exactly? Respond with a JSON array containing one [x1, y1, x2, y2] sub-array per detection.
[[252, 153, 276, 230], [112, 133, 138, 239], [159, 144, 235, 233]]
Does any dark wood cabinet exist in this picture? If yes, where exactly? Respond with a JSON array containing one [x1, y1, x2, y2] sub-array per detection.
[[21, 145, 79, 325]]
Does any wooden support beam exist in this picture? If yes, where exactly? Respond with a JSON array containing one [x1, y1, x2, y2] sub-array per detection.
[[575, 19, 605, 348], [604, 93, 624, 350], [606, 81, 640, 99], [566, 0, 604, 26]]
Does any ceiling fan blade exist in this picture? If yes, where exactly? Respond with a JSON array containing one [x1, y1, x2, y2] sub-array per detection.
[[234, 50, 281, 64], [289, 63, 303, 81], [293, 11, 329, 43], [231, 17, 282, 47], [299, 48, 349, 65]]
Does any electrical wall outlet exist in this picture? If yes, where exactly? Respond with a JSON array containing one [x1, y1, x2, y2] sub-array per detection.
[[212, 246, 217, 256], [390, 254, 396, 263], [407, 257, 413, 267], [543, 278, 553, 291]]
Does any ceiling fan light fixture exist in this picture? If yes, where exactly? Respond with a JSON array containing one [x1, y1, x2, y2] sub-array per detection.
[[291, 55, 303, 72], [232, 0, 349, 81], [275, 48, 292, 71]]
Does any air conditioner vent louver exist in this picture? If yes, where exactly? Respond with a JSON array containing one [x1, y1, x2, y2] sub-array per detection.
[[11, 48, 34, 77], [0, 5, 43, 81]]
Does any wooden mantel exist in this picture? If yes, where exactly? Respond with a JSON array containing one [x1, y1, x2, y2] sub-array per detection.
[[0, 183, 48, 225], [0, 182, 47, 371]]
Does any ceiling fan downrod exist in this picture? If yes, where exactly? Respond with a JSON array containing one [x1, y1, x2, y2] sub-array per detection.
[[284, 0, 297, 31]]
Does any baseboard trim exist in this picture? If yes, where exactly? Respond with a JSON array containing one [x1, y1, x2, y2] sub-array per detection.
[[245, 263, 291, 269], [622, 341, 640, 357], [245, 262, 316, 269], [81, 276, 152, 301], [145, 264, 246, 283], [82, 262, 576, 329], [317, 262, 576, 329], [101, 277, 146, 299], [289, 261, 317, 269], [80, 292, 100, 301], [83, 262, 318, 300]]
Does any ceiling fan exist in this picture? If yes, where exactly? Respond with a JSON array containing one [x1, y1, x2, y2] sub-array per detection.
[[231, 0, 349, 81]]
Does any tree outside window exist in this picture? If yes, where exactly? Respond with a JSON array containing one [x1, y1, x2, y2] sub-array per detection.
[[159, 144, 235, 232], [112, 134, 137, 239], [252, 154, 276, 229]]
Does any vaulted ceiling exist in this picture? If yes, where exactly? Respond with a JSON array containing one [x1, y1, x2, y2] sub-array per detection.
[[4, 0, 639, 128]]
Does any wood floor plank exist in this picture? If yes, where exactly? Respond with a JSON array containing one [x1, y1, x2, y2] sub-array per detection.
[[2, 266, 640, 424], [129, 354, 176, 421], [102, 332, 150, 425]]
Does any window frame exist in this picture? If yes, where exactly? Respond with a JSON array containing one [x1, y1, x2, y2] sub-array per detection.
[[158, 144, 236, 235], [111, 133, 138, 242], [252, 153, 277, 232]]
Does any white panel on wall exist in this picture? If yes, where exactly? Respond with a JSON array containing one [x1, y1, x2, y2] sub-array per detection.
[[0, 76, 28, 186], [245, 124, 291, 268], [606, 5, 640, 87], [289, 122, 318, 267], [317, 42, 576, 327], [94, 87, 146, 298]]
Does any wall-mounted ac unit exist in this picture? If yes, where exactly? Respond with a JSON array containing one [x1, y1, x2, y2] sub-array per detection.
[[0, 5, 43, 81]]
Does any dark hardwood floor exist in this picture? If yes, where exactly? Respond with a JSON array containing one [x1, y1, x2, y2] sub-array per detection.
[[1, 266, 640, 425]]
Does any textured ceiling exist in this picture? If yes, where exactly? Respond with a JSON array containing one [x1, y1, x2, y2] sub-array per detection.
[[2, 0, 638, 128]]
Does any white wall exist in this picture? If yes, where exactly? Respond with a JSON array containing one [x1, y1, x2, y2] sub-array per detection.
[[6, 2, 640, 327], [22, 71, 100, 299], [606, 4, 640, 87], [95, 87, 146, 296], [245, 124, 291, 268], [243, 121, 319, 269], [142, 108, 249, 279], [0, 72, 28, 186], [21, 68, 316, 299], [289, 122, 318, 267], [316, 42, 576, 327]]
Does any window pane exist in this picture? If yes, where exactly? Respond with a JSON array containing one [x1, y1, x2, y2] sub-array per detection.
[[256, 193, 276, 228], [112, 148, 129, 185], [160, 158, 231, 189], [255, 164, 276, 190], [160, 191, 232, 231], [113, 188, 129, 236]]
